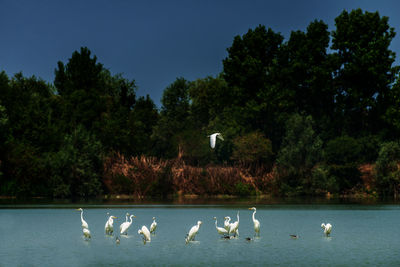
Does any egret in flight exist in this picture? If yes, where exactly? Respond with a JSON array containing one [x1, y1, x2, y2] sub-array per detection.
[[138, 225, 151, 244], [120, 214, 136, 235], [321, 223, 332, 236], [208, 133, 224, 149], [185, 221, 202, 244], [249, 207, 260, 237], [213, 217, 229, 237], [105, 215, 117, 235], [150, 217, 157, 235], [229, 212, 240, 237], [76, 208, 89, 229]]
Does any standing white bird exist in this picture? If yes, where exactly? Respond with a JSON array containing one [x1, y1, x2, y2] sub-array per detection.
[[125, 212, 129, 222], [185, 221, 202, 244], [105, 215, 117, 235], [213, 217, 229, 236], [82, 228, 91, 239], [321, 223, 332, 236], [208, 133, 224, 149], [120, 214, 136, 235], [150, 217, 157, 235], [138, 225, 151, 244], [76, 208, 89, 229], [249, 207, 260, 237], [229, 211, 240, 237], [224, 216, 231, 232]]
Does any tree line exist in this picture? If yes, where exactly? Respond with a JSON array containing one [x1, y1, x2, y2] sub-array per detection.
[[1, 9, 400, 198]]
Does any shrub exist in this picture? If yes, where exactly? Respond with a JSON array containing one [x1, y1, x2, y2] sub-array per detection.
[[374, 141, 400, 197], [324, 136, 363, 193], [234, 181, 256, 196], [310, 165, 338, 194], [231, 131, 274, 173], [325, 135, 361, 165], [46, 125, 103, 198]]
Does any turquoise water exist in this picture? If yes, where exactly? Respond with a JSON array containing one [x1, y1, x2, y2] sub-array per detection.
[[0, 204, 399, 266]]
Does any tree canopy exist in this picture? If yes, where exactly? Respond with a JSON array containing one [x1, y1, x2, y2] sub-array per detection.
[[1, 9, 400, 198]]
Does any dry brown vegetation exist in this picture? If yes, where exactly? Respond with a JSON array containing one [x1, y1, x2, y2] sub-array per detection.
[[103, 153, 275, 198], [103, 152, 380, 198]]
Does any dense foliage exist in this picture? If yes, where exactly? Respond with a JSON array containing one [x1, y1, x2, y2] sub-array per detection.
[[1, 9, 400, 198]]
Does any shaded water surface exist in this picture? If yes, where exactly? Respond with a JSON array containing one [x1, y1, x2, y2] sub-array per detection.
[[0, 202, 399, 266]]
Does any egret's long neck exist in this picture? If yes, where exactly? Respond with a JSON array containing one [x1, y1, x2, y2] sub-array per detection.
[[80, 210, 84, 223], [129, 216, 133, 224], [237, 212, 240, 223], [215, 219, 218, 228], [252, 210, 256, 222]]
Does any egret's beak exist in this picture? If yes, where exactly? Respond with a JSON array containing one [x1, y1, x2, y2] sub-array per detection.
[[113, 216, 117, 219]]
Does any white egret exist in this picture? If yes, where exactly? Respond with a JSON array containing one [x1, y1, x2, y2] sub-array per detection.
[[82, 227, 91, 239], [229, 211, 240, 237], [213, 217, 229, 236], [321, 223, 332, 236], [105, 215, 117, 235], [76, 208, 89, 229], [138, 225, 151, 244], [224, 216, 231, 232], [120, 214, 136, 235], [185, 221, 202, 244], [150, 217, 157, 235], [290, 234, 299, 239], [249, 207, 260, 237], [125, 212, 129, 222], [208, 133, 224, 149]]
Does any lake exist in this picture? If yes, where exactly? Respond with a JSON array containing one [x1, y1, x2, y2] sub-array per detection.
[[0, 202, 399, 266]]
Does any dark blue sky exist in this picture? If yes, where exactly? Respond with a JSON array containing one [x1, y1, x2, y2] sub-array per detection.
[[1, 0, 400, 107]]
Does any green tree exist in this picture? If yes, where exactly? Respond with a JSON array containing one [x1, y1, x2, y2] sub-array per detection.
[[0, 101, 10, 190], [223, 25, 284, 105], [152, 77, 190, 158], [276, 114, 323, 195], [231, 131, 273, 171], [128, 95, 159, 155], [54, 47, 107, 131], [222, 25, 285, 139], [46, 125, 103, 198], [1, 73, 56, 149], [324, 136, 362, 192], [0, 73, 57, 196], [189, 75, 229, 129], [383, 78, 400, 137], [331, 9, 398, 136], [97, 71, 137, 153], [282, 20, 334, 133], [374, 141, 400, 198]]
